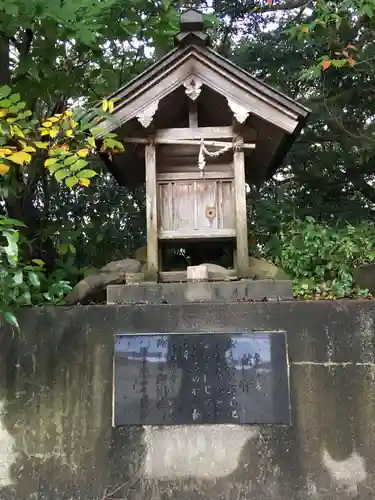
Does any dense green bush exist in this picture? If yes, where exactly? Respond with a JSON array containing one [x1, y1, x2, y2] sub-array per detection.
[[0, 217, 71, 328], [263, 217, 375, 298]]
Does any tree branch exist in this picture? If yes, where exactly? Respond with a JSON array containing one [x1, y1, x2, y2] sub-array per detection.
[[254, 0, 311, 13]]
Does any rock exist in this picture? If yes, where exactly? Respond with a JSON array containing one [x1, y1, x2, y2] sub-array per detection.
[[65, 271, 126, 305], [247, 257, 290, 280], [65, 258, 142, 304], [353, 263, 375, 293], [187, 265, 209, 282], [101, 258, 141, 274], [199, 263, 236, 280]]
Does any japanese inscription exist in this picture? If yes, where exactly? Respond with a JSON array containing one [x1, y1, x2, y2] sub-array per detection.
[[114, 332, 290, 426]]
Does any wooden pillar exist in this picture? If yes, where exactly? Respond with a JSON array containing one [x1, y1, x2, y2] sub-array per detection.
[[233, 142, 249, 277], [145, 143, 158, 281]]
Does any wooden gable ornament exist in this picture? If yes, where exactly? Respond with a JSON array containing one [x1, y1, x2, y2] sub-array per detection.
[[98, 9, 310, 281]]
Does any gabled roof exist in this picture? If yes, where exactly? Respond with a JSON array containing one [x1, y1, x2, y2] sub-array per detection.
[[98, 27, 310, 185], [101, 43, 309, 135]]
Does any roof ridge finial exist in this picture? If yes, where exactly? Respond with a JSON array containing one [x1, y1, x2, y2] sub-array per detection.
[[175, 8, 209, 48]]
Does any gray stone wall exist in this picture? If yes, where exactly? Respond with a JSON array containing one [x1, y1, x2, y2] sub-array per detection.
[[0, 301, 374, 499]]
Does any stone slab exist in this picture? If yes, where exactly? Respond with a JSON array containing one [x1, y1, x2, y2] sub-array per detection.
[[114, 331, 290, 426], [0, 301, 375, 498], [107, 279, 294, 304]]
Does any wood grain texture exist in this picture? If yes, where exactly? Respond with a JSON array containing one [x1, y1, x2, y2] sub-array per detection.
[[145, 143, 158, 280], [233, 145, 249, 277], [157, 179, 235, 239]]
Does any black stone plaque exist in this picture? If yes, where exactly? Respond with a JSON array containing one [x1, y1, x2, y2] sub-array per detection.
[[114, 332, 290, 426]]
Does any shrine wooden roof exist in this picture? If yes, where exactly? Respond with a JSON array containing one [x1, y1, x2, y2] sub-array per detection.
[[98, 13, 310, 187]]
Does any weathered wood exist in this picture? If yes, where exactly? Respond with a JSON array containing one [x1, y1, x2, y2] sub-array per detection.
[[159, 229, 236, 240], [145, 143, 158, 280], [157, 162, 233, 174], [233, 142, 249, 277], [156, 126, 236, 140], [157, 171, 233, 181], [159, 269, 238, 283], [192, 59, 298, 133], [188, 99, 198, 128], [123, 136, 256, 148], [157, 179, 235, 237]]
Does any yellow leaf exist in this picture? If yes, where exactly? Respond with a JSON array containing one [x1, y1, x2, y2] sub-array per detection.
[[44, 158, 58, 167], [65, 129, 73, 137], [31, 258, 45, 266], [40, 129, 50, 136], [70, 120, 78, 129], [22, 146, 36, 153], [0, 148, 12, 156], [0, 163, 10, 175], [48, 116, 60, 123], [8, 151, 32, 165], [108, 100, 114, 113], [64, 110, 73, 118], [79, 178, 90, 187], [42, 121, 52, 127], [102, 99, 108, 112], [0, 109, 8, 118], [49, 127, 59, 138], [77, 148, 89, 158]]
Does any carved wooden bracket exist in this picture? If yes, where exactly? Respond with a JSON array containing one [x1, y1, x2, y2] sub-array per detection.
[[183, 76, 203, 101], [227, 99, 250, 124], [137, 101, 159, 128]]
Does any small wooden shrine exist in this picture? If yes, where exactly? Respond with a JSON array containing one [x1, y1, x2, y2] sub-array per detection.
[[99, 9, 309, 282]]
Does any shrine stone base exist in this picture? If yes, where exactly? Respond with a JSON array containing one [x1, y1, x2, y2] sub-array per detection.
[[106, 279, 293, 305]]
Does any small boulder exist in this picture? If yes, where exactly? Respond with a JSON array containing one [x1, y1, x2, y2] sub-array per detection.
[[65, 258, 142, 304], [248, 257, 290, 280], [101, 258, 141, 274], [199, 263, 236, 280], [65, 271, 126, 305]]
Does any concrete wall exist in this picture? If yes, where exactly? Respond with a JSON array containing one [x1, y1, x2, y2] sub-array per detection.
[[0, 301, 374, 499]]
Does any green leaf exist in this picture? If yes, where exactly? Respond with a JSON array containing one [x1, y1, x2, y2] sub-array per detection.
[[49, 163, 64, 174], [0, 99, 12, 108], [0, 216, 26, 227], [63, 155, 78, 166], [65, 176, 79, 188], [331, 59, 348, 68], [58, 243, 69, 255], [28, 271, 40, 287], [13, 270, 23, 285], [3, 230, 19, 265], [78, 169, 97, 179], [55, 168, 71, 181], [361, 4, 374, 17], [70, 158, 88, 171], [10, 93, 20, 104], [3, 311, 19, 329], [4, 3, 19, 15], [0, 85, 11, 99]]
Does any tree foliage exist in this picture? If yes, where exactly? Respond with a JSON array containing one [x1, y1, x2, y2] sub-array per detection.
[[1, 0, 375, 324]]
